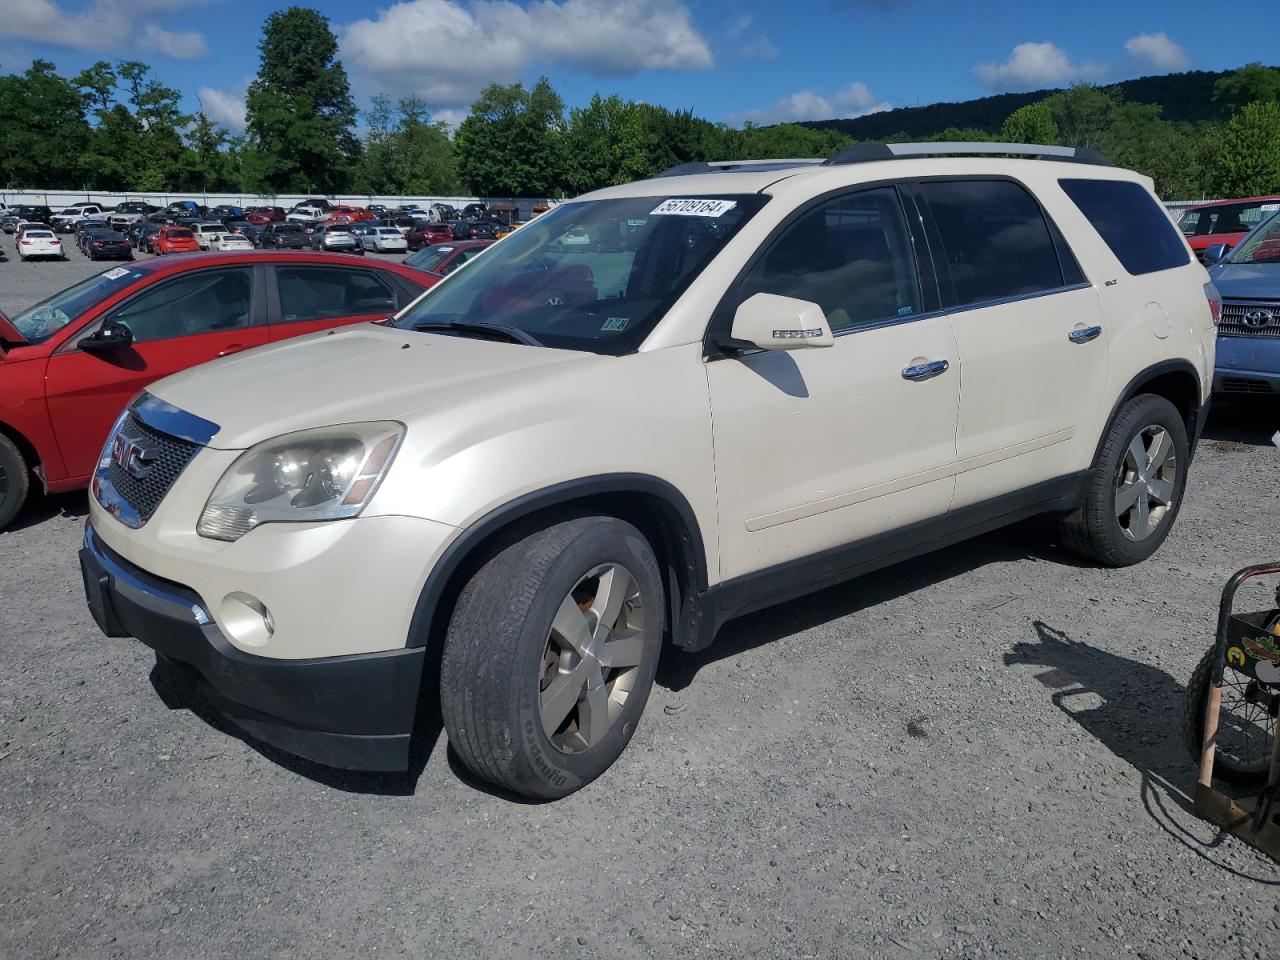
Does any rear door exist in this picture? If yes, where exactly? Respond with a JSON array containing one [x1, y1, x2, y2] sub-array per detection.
[[266, 263, 404, 341], [910, 178, 1109, 508], [44, 264, 268, 480]]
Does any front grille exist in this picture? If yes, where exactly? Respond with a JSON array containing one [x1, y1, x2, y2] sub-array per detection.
[[1219, 300, 1280, 338], [1221, 377, 1274, 395], [106, 414, 200, 522]]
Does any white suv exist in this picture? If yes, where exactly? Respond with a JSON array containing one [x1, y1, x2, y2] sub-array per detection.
[[81, 143, 1217, 798]]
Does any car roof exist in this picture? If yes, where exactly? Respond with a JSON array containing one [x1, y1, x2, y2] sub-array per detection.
[[132, 250, 431, 282], [1184, 194, 1280, 211]]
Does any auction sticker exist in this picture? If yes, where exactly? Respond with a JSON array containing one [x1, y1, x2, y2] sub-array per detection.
[[101, 267, 131, 280], [651, 198, 737, 217]]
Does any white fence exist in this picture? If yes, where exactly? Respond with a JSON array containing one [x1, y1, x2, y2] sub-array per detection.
[[0, 189, 557, 219]]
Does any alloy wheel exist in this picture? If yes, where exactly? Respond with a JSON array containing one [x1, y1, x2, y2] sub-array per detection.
[[1114, 425, 1177, 541], [538, 563, 647, 754]]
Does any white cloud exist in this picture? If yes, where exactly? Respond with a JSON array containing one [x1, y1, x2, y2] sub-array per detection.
[[975, 41, 1105, 92], [730, 81, 890, 126], [198, 84, 247, 133], [142, 23, 206, 59], [340, 0, 712, 108], [0, 0, 207, 59], [1124, 32, 1189, 71], [725, 14, 777, 61]]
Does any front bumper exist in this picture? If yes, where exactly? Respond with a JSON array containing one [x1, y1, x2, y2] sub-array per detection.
[[80, 522, 425, 770], [1213, 335, 1280, 396]]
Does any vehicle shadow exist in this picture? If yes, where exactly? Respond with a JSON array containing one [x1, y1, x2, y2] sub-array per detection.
[[656, 516, 1086, 693], [6, 491, 88, 533], [149, 649, 446, 797], [1005, 620, 1278, 883], [1201, 398, 1279, 447]]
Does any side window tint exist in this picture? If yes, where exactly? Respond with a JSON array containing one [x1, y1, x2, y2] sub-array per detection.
[[276, 267, 396, 322], [917, 180, 1064, 307], [106, 267, 254, 343], [1059, 178, 1190, 276], [738, 187, 922, 332]]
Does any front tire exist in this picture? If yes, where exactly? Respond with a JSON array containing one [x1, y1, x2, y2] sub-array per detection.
[[1061, 394, 1188, 566], [440, 515, 664, 799], [0, 434, 31, 530]]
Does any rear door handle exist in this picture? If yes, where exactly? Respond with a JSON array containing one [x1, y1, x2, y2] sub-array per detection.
[[1068, 325, 1102, 344], [901, 359, 950, 381]]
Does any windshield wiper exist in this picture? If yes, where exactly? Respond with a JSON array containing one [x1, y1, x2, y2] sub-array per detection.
[[413, 319, 543, 347]]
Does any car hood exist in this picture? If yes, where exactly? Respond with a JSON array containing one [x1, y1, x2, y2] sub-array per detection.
[[146, 322, 597, 450], [1208, 262, 1280, 299]]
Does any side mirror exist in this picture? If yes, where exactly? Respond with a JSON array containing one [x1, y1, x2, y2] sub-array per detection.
[[1203, 243, 1231, 265], [729, 293, 834, 351], [80, 320, 134, 352]]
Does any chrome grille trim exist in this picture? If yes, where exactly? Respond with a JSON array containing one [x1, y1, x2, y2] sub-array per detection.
[[1218, 300, 1280, 339]]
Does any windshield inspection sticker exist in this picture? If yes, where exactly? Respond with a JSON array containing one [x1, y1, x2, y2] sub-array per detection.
[[101, 267, 131, 280], [601, 317, 630, 331], [651, 198, 737, 218]]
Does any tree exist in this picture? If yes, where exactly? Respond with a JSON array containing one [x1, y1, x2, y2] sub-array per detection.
[[1098, 102, 1202, 199], [455, 78, 567, 196], [1208, 100, 1280, 197], [244, 6, 359, 193], [1001, 102, 1058, 144], [352, 95, 459, 196], [0, 60, 89, 187], [1042, 84, 1117, 149], [1214, 63, 1280, 111]]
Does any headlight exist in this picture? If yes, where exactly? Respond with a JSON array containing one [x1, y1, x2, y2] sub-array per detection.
[[197, 422, 404, 542]]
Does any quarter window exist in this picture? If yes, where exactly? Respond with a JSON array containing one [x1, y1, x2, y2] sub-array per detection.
[[276, 266, 396, 322], [916, 180, 1065, 307], [1059, 178, 1191, 276], [104, 267, 254, 343], [737, 187, 922, 332]]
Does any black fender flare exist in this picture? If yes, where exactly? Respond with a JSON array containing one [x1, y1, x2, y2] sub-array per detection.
[[1091, 359, 1204, 467], [405, 473, 709, 650]]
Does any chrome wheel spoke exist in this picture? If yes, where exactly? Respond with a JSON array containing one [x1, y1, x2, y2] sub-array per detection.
[[540, 670, 585, 738], [551, 594, 591, 654], [577, 683, 612, 747], [589, 565, 634, 640], [599, 630, 645, 669], [1132, 491, 1150, 534], [1148, 476, 1174, 505], [1126, 435, 1147, 474], [1147, 429, 1173, 473], [1115, 480, 1143, 516]]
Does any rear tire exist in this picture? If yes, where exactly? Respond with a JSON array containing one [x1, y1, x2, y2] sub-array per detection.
[[440, 515, 664, 799], [0, 434, 31, 530], [1061, 394, 1188, 566]]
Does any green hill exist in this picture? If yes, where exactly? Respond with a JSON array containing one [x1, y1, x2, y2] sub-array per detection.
[[799, 69, 1247, 141]]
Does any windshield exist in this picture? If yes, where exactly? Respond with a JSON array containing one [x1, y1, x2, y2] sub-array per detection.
[[395, 195, 765, 354], [1180, 200, 1279, 237], [405, 246, 455, 272], [1227, 212, 1280, 265], [10, 266, 148, 342], [167, 229, 194, 239]]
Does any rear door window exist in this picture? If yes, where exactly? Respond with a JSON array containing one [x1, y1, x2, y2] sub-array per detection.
[[275, 266, 397, 322], [915, 179, 1065, 307], [1059, 178, 1190, 275]]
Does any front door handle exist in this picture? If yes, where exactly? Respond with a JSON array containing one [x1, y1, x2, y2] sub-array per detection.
[[216, 343, 247, 358], [901, 359, 950, 381], [1068, 325, 1102, 344]]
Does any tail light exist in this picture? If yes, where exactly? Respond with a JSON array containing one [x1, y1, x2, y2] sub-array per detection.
[[19, 239, 31, 245], [1204, 281, 1222, 327]]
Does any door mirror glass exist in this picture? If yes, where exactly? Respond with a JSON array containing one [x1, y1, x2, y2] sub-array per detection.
[[80, 320, 134, 352], [730, 293, 834, 351], [1203, 243, 1230, 265]]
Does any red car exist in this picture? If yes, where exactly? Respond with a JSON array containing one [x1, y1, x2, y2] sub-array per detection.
[[403, 239, 492, 276], [328, 205, 373, 223], [406, 221, 455, 250], [0, 252, 433, 527], [152, 227, 200, 255], [1177, 195, 1280, 262], [244, 206, 286, 225]]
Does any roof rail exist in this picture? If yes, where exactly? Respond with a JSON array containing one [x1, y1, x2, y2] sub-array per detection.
[[654, 158, 825, 178], [823, 142, 1112, 167]]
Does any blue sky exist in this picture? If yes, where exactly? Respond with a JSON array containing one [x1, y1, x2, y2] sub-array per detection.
[[0, 0, 1276, 134]]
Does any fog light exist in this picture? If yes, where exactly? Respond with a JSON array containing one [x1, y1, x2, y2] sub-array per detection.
[[221, 592, 275, 648]]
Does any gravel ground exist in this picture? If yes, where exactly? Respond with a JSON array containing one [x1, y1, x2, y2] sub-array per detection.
[[1, 237, 1278, 959]]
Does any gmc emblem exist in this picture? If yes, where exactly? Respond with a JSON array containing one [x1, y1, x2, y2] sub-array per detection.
[[111, 434, 155, 479]]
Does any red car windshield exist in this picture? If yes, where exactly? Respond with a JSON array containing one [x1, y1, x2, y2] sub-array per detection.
[[395, 195, 767, 354], [166, 230, 195, 240], [9, 266, 149, 343]]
